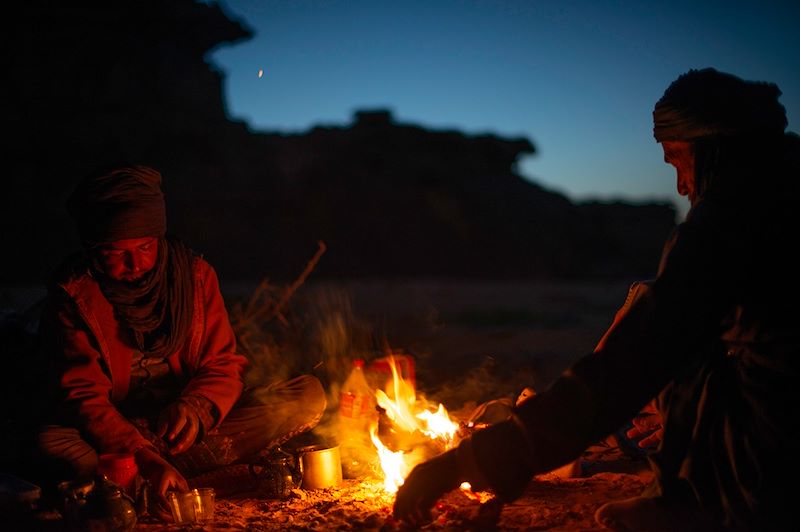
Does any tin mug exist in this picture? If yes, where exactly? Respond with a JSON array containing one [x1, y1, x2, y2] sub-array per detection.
[[296, 445, 342, 490]]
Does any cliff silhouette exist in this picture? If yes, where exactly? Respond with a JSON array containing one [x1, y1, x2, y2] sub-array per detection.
[[5, 0, 676, 283]]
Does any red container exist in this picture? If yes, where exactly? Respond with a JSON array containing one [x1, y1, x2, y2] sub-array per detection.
[[366, 353, 416, 391], [97, 453, 138, 498]]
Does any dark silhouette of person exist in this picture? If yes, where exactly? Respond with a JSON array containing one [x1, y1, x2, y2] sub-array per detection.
[[394, 68, 800, 531], [35, 165, 326, 519]]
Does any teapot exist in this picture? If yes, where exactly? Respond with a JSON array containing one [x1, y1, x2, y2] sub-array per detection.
[[59, 476, 137, 532], [249, 448, 300, 499]]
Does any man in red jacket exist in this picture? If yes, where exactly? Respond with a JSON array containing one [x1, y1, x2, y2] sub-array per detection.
[[37, 165, 326, 515]]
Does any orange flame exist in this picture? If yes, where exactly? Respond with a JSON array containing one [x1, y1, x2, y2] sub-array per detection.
[[371, 355, 459, 492], [369, 425, 407, 493]]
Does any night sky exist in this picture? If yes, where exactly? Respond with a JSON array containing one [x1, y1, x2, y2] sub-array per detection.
[[208, 0, 799, 220]]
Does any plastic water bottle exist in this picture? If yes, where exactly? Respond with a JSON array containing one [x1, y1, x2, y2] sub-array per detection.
[[338, 359, 377, 477]]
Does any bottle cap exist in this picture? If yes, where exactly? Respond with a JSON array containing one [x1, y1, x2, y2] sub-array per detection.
[[353, 359, 365, 368]]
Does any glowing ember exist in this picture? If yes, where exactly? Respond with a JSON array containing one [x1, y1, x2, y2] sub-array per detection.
[[370, 355, 460, 492], [459, 481, 494, 503]]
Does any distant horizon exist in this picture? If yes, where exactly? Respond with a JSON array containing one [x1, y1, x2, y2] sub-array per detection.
[[210, 0, 800, 224], [237, 104, 682, 211]]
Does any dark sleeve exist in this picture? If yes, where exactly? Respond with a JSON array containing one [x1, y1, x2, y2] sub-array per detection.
[[459, 200, 742, 501]]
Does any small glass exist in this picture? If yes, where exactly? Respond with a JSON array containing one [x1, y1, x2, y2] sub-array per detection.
[[167, 487, 215, 524]]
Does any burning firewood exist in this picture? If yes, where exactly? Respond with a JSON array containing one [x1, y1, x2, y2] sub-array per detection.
[[375, 406, 432, 453]]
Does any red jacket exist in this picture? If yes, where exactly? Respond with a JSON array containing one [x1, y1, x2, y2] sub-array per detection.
[[43, 256, 248, 454]]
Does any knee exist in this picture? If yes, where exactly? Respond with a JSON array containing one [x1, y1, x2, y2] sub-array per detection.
[[298, 374, 327, 418], [37, 425, 98, 482], [242, 374, 328, 417]]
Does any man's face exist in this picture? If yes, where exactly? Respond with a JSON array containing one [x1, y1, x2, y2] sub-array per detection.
[[661, 140, 697, 204], [93, 237, 159, 282]]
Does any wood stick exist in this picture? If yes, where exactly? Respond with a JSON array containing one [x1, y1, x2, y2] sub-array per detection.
[[267, 240, 327, 322]]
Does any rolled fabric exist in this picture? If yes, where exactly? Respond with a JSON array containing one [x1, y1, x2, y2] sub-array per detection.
[[67, 164, 167, 247], [653, 68, 787, 142]]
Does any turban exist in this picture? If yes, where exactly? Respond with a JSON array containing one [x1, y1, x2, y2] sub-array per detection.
[[653, 68, 787, 142], [67, 165, 167, 246]]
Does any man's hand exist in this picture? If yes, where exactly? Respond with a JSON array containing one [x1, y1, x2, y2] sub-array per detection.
[[626, 411, 663, 449], [156, 399, 202, 454], [135, 446, 188, 521], [393, 449, 462, 526]]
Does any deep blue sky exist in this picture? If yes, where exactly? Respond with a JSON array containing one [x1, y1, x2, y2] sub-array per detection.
[[208, 0, 799, 220]]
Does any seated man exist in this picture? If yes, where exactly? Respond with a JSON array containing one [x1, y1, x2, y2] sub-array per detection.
[[36, 165, 326, 516], [394, 68, 800, 531]]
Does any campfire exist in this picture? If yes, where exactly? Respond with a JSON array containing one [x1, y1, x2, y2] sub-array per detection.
[[367, 355, 459, 493], [227, 246, 481, 500]]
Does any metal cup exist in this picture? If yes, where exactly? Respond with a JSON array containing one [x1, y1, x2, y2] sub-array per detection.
[[296, 445, 342, 490]]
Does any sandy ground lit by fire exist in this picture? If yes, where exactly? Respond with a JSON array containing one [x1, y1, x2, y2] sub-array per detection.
[[136, 469, 652, 531]]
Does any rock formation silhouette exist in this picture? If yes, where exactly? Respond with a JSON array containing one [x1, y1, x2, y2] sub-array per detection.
[[5, 0, 676, 283]]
